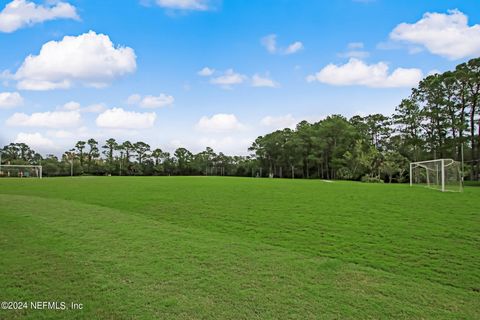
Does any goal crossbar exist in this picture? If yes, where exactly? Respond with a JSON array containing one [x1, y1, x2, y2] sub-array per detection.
[[409, 159, 462, 192]]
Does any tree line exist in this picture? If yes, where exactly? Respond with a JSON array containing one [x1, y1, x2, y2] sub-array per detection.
[[1, 57, 479, 181]]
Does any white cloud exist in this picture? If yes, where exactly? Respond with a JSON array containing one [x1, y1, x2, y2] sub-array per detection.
[[46, 126, 90, 139], [127, 93, 174, 108], [6, 110, 81, 128], [210, 69, 246, 89], [339, 42, 369, 58], [261, 34, 303, 55], [0, 0, 79, 33], [0, 91, 23, 108], [348, 42, 364, 49], [284, 41, 304, 55], [155, 0, 208, 10], [14, 132, 55, 151], [47, 129, 74, 139], [197, 67, 215, 76], [83, 103, 106, 113], [197, 136, 252, 154], [196, 113, 245, 132], [306, 58, 422, 88], [96, 108, 156, 129], [251, 74, 279, 88], [390, 9, 480, 60], [261, 34, 277, 53], [58, 101, 106, 113], [261, 114, 325, 130], [339, 50, 369, 59], [13, 31, 136, 90], [261, 114, 297, 130], [61, 101, 81, 111]]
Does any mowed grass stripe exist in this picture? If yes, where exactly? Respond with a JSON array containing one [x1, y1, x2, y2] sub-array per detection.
[[0, 177, 479, 319]]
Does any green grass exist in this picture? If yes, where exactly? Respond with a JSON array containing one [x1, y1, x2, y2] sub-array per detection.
[[0, 177, 479, 319]]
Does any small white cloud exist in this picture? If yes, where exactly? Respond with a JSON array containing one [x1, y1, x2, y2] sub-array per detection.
[[251, 74, 279, 88], [284, 41, 303, 55], [0, 0, 79, 33], [339, 42, 369, 58], [261, 34, 303, 55], [14, 132, 55, 151], [96, 108, 156, 129], [14, 31, 136, 90], [261, 114, 325, 130], [196, 113, 245, 132], [126, 94, 141, 105], [390, 9, 480, 60], [127, 93, 174, 108], [154, 0, 209, 10], [197, 136, 252, 154], [6, 110, 81, 128], [261, 34, 277, 53], [210, 69, 246, 89], [197, 67, 215, 76], [0, 91, 23, 108], [306, 58, 422, 88], [61, 101, 81, 111], [261, 114, 297, 130], [339, 50, 370, 59], [348, 42, 364, 49], [57, 101, 106, 113]]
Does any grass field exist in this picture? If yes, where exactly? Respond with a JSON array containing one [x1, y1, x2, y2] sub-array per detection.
[[0, 177, 479, 319]]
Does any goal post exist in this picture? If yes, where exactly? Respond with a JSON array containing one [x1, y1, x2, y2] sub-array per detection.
[[410, 159, 462, 192], [0, 165, 43, 179]]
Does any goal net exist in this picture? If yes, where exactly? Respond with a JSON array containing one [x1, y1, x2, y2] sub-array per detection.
[[410, 159, 462, 192], [0, 165, 43, 178]]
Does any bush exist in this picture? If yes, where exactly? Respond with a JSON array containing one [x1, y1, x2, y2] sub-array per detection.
[[361, 175, 384, 183]]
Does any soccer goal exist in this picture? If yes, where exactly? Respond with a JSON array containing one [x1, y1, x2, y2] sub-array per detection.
[[0, 165, 43, 178], [410, 159, 462, 192]]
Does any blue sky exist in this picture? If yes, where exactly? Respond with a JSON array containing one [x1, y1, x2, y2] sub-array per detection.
[[0, 0, 479, 155]]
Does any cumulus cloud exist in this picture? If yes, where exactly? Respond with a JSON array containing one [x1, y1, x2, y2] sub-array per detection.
[[96, 108, 156, 129], [210, 69, 246, 89], [196, 113, 245, 132], [14, 132, 55, 150], [0, 0, 79, 33], [127, 93, 174, 108], [154, 0, 209, 10], [251, 74, 279, 88], [0, 91, 23, 108], [390, 9, 480, 60], [306, 58, 422, 88], [197, 67, 215, 76], [261, 34, 303, 55], [6, 110, 81, 128], [13, 31, 136, 90]]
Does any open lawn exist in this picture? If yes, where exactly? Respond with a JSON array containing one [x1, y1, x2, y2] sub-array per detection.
[[0, 177, 479, 319]]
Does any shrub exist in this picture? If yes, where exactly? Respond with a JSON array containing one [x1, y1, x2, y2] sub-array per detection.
[[361, 175, 384, 183]]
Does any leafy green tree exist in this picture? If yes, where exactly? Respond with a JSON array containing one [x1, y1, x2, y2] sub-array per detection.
[[86, 138, 99, 173], [75, 141, 86, 166]]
